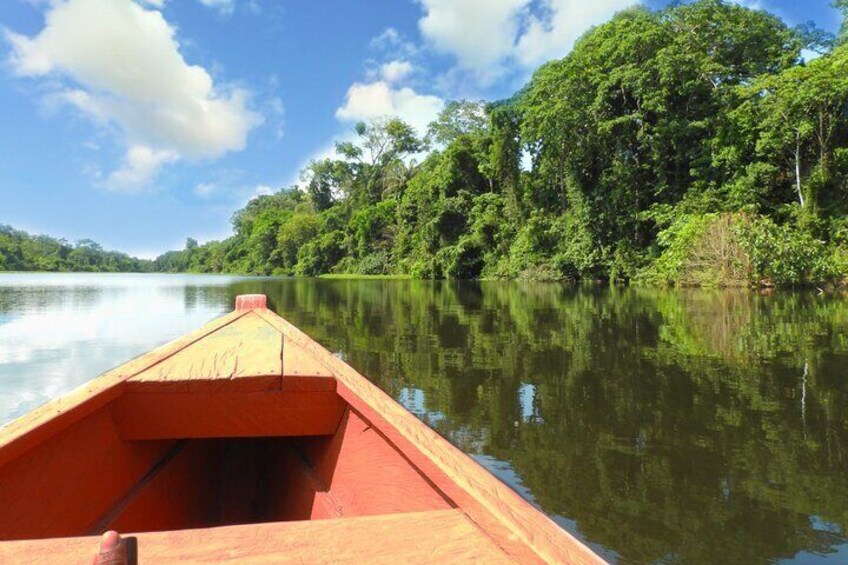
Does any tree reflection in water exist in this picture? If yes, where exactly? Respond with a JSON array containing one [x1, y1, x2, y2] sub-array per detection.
[[2, 276, 846, 564], [246, 280, 848, 565]]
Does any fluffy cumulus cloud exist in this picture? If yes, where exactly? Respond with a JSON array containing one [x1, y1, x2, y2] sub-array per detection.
[[380, 60, 414, 83], [6, 0, 262, 191], [370, 28, 419, 59], [107, 145, 179, 188], [516, 0, 636, 67], [417, 0, 633, 76], [418, 0, 529, 70], [335, 81, 443, 135]]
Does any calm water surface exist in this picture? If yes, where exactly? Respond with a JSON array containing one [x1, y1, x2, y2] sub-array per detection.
[[1, 273, 847, 564]]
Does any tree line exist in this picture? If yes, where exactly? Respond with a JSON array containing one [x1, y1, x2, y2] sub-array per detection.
[[0, 225, 151, 273], [6, 1, 848, 285], [155, 1, 848, 286]]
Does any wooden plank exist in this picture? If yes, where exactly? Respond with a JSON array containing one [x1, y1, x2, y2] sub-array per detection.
[[283, 336, 333, 377], [0, 510, 514, 564], [0, 407, 176, 541], [235, 294, 267, 310], [304, 408, 452, 517], [0, 309, 249, 468], [281, 375, 337, 392], [249, 440, 344, 522], [128, 312, 282, 391], [255, 308, 606, 565], [91, 441, 190, 534], [0, 295, 602, 564], [111, 391, 345, 440]]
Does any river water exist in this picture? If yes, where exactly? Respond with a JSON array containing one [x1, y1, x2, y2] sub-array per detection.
[[1, 273, 846, 564]]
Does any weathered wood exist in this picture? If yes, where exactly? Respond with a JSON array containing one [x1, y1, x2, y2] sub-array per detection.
[[0, 309, 248, 467], [111, 391, 345, 440], [304, 408, 452, 517], [0, 295, 605, 564], [255, 307, 606, 565], [0, 407, 176, 540], [235, 294, 267, 311], [262, 441, 345, 521], [283, 336, 333, 377], [127, 312, 282, 392], [281, 374, 337, 392], [0, 510, 513, 564]]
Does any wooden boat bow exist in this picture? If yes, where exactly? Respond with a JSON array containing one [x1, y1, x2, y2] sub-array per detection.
[[0, 295, 606, 564]]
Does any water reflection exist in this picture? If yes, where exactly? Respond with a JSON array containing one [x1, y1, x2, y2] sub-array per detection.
[[0, 275, 847, 564], [0, 274, 253, 420]]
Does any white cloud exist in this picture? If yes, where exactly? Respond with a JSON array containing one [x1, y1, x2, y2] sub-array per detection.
[[139, 0, 237, 13], [728, 0, 766, 10], [6, 0, 262, 190], [800, 49, 823, 63], [107, 145, 178, 191], [194, 182, 216, 198], [416, 0, 633, 78], [335, 81, 443, 135], [252, 184, 274, 197], [370, 27, 419, 59], [516, 0, 634, 68], [380, 60, 414, 83], [238, 183, 277, 205], [197, 0, 236, 16], [268, 95, 285, 140], [418, 0, 529, 70], [371, 27, 402, 48]]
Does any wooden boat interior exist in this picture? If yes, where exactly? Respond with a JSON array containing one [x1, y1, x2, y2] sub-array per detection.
[[0, 312, 450, 539], [0, 295, 604, 564]]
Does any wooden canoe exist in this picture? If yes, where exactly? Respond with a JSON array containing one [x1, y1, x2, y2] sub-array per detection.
[[0, 294, 605, 564]]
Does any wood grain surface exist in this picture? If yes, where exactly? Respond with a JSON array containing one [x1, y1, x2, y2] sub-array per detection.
[[0, 510, 513, 564]]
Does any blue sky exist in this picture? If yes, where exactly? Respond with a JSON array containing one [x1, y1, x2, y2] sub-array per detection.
[[0, 0, 842, 257]]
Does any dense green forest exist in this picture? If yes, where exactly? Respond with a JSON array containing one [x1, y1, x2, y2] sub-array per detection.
[[154, 1, 848, 286], [5, 1, 848, 286], [0, 225, 151, 272]]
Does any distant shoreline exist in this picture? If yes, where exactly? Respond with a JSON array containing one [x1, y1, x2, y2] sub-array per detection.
[[1, 270, 845, 293]]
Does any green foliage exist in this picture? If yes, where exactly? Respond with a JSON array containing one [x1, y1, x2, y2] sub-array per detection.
[[837, 0, 848, 46], [123, 1, 846, 286], [641, 213, 847, 287], [426, 100, 488, 146], [641, 213, 756, 286], [349, 200, 397, 258], [302, 159, 346, 211], [730, 45, 848, 213], [0, 225, 150, 273], [276, 212, 321, 274], [735, 215, 833, 285], [295, 229, 345, 276]]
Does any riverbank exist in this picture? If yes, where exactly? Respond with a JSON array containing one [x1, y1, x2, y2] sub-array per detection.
[[317, 273, 412, 280]]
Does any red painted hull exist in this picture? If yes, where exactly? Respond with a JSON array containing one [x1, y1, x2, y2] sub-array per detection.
[[0, 295, 605, 564]]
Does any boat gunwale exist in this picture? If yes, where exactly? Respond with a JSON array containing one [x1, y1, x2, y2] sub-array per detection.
[[0, 298, 606, 565], [254, 307, 606, 565], [0, 309, 249, 467]]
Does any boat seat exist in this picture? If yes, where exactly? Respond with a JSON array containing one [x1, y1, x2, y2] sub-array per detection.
[[0, 510, 514, 564]]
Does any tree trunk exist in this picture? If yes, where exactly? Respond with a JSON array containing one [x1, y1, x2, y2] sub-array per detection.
[[795, 130, 805, 208]]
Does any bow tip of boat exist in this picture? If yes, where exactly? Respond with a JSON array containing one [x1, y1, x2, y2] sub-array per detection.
[[235, 294, 267, 311]]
